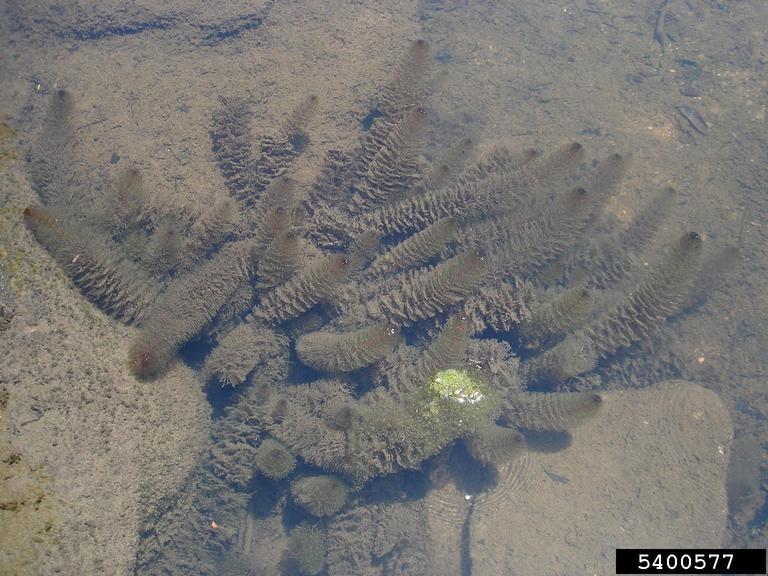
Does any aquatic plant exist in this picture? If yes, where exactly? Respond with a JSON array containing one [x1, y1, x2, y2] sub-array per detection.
[[291, 475, 349, 517], [254, 438, 296, 481], [285, 523, 327, 575], [295, 322, 401, 373], [21, 39, 729, 575], [466, 421, 527, 467]]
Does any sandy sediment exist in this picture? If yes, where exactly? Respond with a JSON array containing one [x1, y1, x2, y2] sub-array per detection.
[[0, 167, 210, 575], [463, 381, 731, 575]]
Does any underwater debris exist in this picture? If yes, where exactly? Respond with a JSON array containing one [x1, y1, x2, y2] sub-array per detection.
[[676, 104, 708, 135]]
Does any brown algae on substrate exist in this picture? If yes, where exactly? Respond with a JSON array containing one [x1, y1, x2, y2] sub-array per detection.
[[0, 390, 59, 576]]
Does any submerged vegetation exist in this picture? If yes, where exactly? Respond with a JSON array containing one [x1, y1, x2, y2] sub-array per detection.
[[22, 39, 734, 574]]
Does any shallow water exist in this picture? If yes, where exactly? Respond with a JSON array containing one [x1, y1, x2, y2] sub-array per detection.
[[0, 1, 766, 575]]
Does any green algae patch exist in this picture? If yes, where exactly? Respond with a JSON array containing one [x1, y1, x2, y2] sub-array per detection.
[[410, 368, 500, 449], [429, 368, 489, 405]]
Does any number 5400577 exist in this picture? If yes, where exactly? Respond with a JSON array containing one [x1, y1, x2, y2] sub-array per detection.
[[637, 553, 734, 571]]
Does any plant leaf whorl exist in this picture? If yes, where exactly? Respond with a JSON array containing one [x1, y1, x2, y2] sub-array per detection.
[[24, 205, 158, 324], [296, 323, 401, 372], [128, 239, 256, 378], [370, 250, 489, 325]]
